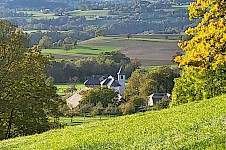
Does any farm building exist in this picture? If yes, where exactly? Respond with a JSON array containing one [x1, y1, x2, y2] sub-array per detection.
[[148, 93, 171, 106]]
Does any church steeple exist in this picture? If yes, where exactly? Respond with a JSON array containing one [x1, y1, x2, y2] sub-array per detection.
[[117, 66, 125, 95]]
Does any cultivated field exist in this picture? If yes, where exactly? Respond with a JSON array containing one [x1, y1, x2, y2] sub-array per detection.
[[41, 35, 182, 66], [81, 35, 182, 66], [1, 94, 226, 149]]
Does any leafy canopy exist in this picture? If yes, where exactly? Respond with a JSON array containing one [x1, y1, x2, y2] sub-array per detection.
[[0, 20, 62, 140], [175, 0, 226, 71], [172, 0, 226, 105]]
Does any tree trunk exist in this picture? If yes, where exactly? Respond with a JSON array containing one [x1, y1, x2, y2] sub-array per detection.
[[6, 108, 14, 139]]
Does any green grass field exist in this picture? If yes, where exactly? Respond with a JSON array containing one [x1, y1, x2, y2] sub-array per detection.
[[1, 94, 226, 149], [60, 116, 109, 126], [55, 83, 85, 96], [42, 45, 121, 56]]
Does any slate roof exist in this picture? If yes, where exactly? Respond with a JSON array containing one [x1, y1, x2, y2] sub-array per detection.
[[100, 76, 121, 87], [84, 78, 100, 86], [150, 93, 171, 104]]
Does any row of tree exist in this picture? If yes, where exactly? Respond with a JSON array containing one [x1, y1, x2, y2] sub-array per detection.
[[45, 51, 140, 83]]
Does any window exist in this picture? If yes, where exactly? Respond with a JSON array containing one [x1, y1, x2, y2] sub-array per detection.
[[121, 75, 124, 80]]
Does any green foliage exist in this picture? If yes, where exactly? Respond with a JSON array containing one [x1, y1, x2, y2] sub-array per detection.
[[79, 87, 118, 110], [120, 96, 146, 115], [1, 94, 226, 149], [172, 0, 226, 105], [46, 51, 134, 83], [39, 35, 53, 49], [172, 67, 226, 106], [124, 66, 178, 100], [154, 96, 171, 110], [0, 20, 62, 140], [91, 102, 104, 117]]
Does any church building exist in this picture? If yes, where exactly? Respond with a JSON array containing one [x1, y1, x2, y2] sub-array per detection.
[[84, 67, 126, 95]]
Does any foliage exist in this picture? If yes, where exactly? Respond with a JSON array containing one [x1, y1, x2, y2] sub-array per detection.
[[154, 96, 171, 110], [120, 96, 146, 115], [124, 66, 178, 100], [91, 102, 104, 117], [1, 94, 226, 149], [38, 35, 53, 49], [78, 87, 118, 112], [0, 20, 62, 140], [172, 0, 226, 105], [45, 51, 135, 83], [119, 101, 135, 115]]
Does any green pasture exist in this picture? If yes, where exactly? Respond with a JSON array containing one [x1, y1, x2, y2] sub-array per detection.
[[1, 94, 226, 149], [42, 45, 121, 56], [59, 116, 109, 126], [55, 83, 85, 96]]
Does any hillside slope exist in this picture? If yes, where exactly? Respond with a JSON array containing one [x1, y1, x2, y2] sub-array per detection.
[[1, 95, 226, 149]]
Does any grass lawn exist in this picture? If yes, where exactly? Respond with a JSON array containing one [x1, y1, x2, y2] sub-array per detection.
[[55, 83, 85, 96], [59, 116, 110, 126], [1, 94, 226, 149], [42, 45, 121, 56]]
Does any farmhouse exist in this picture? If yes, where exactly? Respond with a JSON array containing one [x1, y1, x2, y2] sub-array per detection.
[[84, 67, 126, 95], [148, 93, 171, 106]]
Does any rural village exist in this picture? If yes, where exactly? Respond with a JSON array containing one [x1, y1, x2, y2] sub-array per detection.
[[0, 0, 226, 149]]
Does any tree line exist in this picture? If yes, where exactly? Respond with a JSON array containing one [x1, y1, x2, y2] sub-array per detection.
[[45, 51, 139, 83]]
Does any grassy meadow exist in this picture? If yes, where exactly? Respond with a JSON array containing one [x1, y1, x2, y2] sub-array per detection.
[[1, 94, 226, 149], [60, 116, 109, 126], [42, 45, 121, 56], [55, 83, 85, 96]]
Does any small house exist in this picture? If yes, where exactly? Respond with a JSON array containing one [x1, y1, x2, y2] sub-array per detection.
[[148, 93, 171, 106]]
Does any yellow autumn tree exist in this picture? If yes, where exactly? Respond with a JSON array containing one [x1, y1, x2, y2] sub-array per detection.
[[175, 0, 226, 71], [172, 0, 226, 106]]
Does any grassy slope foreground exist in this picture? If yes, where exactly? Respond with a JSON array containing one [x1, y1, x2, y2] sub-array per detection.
[[1, 95, 226, 149]]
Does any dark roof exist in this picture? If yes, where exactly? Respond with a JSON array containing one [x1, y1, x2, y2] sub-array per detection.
[[101, 78, 111, 86], [100, 76, 121, 87], [117, 66, 126, 75], [84, 79, 100, 85], [110, 80, 121, 87], [151, 93, 168, 103]]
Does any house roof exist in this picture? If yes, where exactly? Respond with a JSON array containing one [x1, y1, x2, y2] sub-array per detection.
[[117, 66, 126, 75], [149, 93, 169, 104], [100, 76, 121, 87], [84, 78, 100, 85]]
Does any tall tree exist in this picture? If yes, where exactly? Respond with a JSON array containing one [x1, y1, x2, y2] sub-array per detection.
[[39, 35, 53, 49], [0, 20, 62, 140], [172, 0, 226, 105]]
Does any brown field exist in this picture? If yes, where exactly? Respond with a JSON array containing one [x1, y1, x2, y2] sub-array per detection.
[[80, 34, 182, 66]]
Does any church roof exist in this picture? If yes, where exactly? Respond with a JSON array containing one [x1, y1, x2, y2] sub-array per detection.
[[100, 76, 121, 87], [84, 78, 100, 85], [117, 66, 126, 75]]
